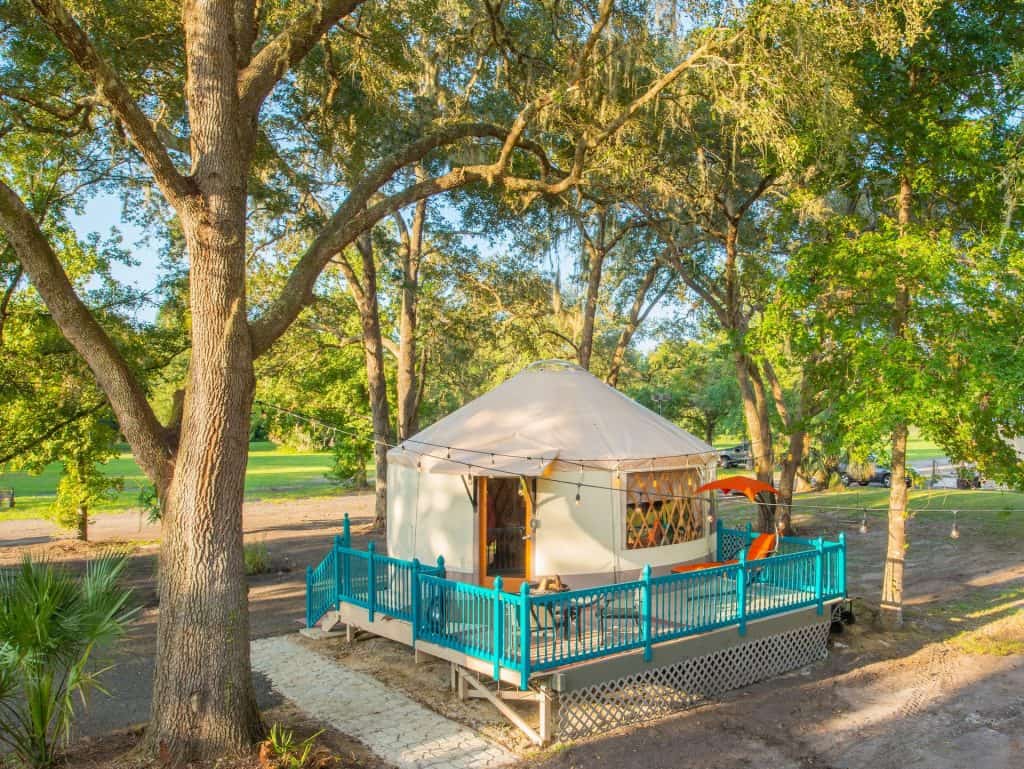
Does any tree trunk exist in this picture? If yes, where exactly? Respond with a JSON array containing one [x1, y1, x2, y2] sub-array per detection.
[[775, 430, 805, 535], [881, 423, 909, 628], [354, 233, 390, 529], [76, 504, 88, 541], [148, 220, 262, 755], [147, 4, 263, 748], [606, 262, 662, 388], [396, 198, 425, 440], [578, 213, 607, 371], [880, 170, 914, 630], [734, 354, 775, 531]]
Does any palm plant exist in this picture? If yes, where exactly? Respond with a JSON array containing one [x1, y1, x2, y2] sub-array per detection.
[[0, 555, 137, 768]]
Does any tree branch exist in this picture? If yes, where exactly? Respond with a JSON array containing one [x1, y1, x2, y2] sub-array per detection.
[[0, 401, 106, 465], [238, 0, 365, 117], [30, 0, 195, 208], [249, 30, 719, 356], [0, 177, 174, 492]]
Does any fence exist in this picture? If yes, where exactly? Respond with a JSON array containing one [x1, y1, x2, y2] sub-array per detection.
[[307, 516, 846, 689]]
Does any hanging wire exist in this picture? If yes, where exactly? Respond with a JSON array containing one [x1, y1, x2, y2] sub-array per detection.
[[254, 400, 1021, 515]]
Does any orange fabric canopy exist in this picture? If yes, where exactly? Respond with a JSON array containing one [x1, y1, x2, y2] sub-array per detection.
[[696, 476, 780, 503]]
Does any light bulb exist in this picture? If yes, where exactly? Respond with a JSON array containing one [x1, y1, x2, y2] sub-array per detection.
[[858, 515, 868, 535], [575, 489, 581, 506], [950, 522, 960, 539]]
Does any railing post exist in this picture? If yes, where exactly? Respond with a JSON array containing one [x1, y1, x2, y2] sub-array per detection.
[[814, 537, 824, 615], [745, 521, 753, 543], [342, 512, 351, 547], [411, 558, 421, 644], [333, 534, 343, 609], [737, 551, 747, 636], [305, 565, 313, 628], [838, 532, 847, 597], [641, 565, 653, 661], [367, 541, 377, 623], [519, 581, 531, 690], [493, 576, 504, 682], [715, 517, 723, 560], [436, 554, 446, 580]]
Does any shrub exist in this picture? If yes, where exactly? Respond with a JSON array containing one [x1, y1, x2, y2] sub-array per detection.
[[0, 555, 136, 768], [261, 723, 323, 769], [245, 542, 272, 575]]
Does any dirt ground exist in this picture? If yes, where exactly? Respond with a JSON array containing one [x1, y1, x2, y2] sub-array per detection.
[[1, 494, 1021, 769]]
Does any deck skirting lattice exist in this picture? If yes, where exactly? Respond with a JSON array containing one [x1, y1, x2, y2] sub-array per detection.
[[555, 617, 831, 740]]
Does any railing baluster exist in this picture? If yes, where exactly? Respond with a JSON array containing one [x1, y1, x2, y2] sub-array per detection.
[[641, 565, 652, 661], [737, 552, 747, 636], [493, 576, 504, 681], [519, 582, 531, 690], [814, 537, 824, 615], [367, 541, 376, 622], [411, 558, 421, 643]]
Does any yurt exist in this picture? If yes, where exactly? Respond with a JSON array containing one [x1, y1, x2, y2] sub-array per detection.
[[386, 360, 720, 589]]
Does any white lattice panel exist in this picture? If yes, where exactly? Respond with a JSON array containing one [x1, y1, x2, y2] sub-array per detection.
[[555, 618, 831, 740]]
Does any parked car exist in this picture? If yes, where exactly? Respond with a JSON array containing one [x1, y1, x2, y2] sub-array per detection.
[[718, 442, 751, 469], [838, 460, 912, 488]]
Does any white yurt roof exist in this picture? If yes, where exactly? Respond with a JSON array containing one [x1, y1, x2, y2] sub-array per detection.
[[389, 360, 717, 475]]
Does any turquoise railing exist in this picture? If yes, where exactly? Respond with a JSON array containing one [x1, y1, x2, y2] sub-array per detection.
[[306, 518, 846, 689]]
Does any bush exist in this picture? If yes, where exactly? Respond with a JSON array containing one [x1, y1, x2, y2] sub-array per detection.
[[245, 541, 272, 575], [0, 555, 136, 768], [261, 723, 323, 769]]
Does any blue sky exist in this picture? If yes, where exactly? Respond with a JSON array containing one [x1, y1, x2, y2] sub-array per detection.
[[71, 193, 163, 322], [68, 193, 668, 351]]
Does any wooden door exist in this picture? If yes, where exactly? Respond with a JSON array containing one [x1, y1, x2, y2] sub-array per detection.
[[478, 476, 532, 590]]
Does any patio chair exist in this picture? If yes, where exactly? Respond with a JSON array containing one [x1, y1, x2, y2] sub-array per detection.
[[670, 532, 777, 574], [598, 588, 643, 642]]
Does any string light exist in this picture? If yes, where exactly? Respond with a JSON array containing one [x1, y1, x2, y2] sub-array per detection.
[[254, 401, 1007, 519], [950, 509, 960, 539], [575, 464, 583, 506]]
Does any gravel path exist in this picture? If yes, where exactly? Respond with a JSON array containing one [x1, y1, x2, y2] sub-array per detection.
[[251, 636, 517, 769]]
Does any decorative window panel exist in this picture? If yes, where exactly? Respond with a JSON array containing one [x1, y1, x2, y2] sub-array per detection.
[[625, 469, 703, 549]]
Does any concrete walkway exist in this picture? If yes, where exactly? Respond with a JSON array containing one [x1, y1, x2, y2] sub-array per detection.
[[251, 636, 518, 769]]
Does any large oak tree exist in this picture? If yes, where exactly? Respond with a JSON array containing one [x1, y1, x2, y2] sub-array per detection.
[[0, 0, 725, 759]]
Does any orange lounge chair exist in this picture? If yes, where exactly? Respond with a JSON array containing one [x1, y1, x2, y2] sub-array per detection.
[[670, 533, 777, 573]]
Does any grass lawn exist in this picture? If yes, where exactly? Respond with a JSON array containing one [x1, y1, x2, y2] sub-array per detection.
[[0, 441, 339, 521], [713, 427, 947, 463], [795, 487, 1024, 537]]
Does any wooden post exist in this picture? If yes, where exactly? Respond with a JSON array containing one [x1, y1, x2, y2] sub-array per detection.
[[436, 554, 446, 579], [539, 680, 553, 745], [519, 581, 531, 690], [838, 532, 847, 597], [333, 534, 343, 609], [367, 541, 377, 622], [814, 537, 825, 615], [493, 576, 504, 681], [342, 512, 351, 547], [641, 564, 652, 661], [411, 558, 421, 644], [737, 551, 747, 636], [305, 566, 313, 628], [715, 517, 724, 560]]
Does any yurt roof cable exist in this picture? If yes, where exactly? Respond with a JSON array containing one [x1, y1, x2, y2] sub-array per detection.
[[256, 401, 992, 527]]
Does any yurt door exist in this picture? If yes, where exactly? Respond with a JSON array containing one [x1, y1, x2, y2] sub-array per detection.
[[478, 477, 532, 590]]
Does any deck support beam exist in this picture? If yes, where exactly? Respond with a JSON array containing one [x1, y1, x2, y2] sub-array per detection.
[[455, 666, 544, 746]]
